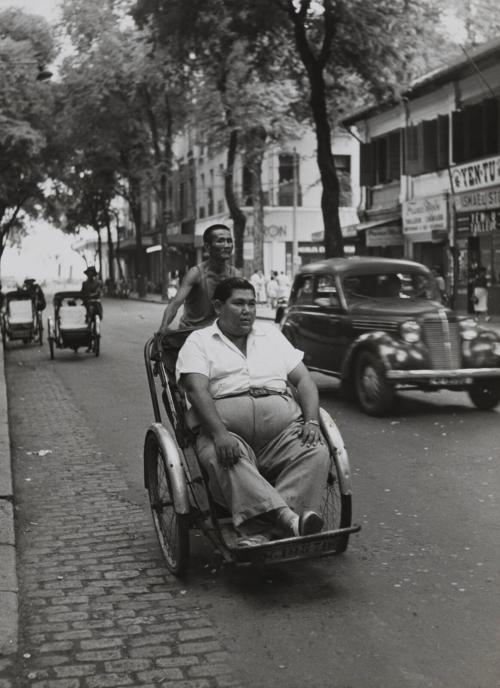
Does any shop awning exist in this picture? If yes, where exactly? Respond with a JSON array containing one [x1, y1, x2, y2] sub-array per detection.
[[356, 215, 401, 231]]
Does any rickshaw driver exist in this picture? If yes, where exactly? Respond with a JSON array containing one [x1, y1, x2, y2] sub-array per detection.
[[159, 224, 240, 333], [81, 266, 103, 321], [176, 277, 330, 547], [23, 278, 46, 312]]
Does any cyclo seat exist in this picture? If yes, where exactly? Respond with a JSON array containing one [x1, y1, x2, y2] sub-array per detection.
[[154, 328, 196, 377]]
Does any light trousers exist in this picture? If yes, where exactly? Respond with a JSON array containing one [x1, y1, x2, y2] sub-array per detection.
[[194, 395, 330, 528]]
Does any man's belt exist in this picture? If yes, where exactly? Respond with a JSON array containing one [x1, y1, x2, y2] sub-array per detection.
[[214, 387, 291, 400]]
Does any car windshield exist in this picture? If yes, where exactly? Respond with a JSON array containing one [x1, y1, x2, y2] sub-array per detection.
[[342, 271, 437, 302]]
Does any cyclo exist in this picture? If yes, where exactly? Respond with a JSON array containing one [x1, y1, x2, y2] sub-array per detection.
[[144, 329, 360, 577], [47, 291, 101, 358], [1, 289, 43, 347]]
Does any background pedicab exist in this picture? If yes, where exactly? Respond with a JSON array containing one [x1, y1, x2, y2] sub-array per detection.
[[1, 289, 43, 347], [47, 291, 101, 359], [143, 330, 360, 577]]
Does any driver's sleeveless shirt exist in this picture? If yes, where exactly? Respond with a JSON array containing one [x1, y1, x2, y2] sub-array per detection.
[[179, 261, 239, 328]]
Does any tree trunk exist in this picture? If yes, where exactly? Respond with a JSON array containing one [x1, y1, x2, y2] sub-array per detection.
[[246, 127, 267, 273], [96, 228, 103, 277], [160, 172, 170, 301], [129, 184, 147, 297], [106, 217, 115, 285], [289, 4, 344, 258], [224, 129, 246, 268]]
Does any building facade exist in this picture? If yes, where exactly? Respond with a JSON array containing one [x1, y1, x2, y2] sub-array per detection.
[[146, 126, 361, 286], [343, 36, 500, 315]]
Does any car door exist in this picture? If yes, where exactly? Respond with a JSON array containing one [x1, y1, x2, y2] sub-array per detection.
[[309, 274, 345, 374], [286, 274, 318, 363]]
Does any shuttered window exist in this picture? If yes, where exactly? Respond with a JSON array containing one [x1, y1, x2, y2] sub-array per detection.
[[404, 125, 420, 176], [422, 119, 438, 173], [360, 142, 375, 186], [482, 98, 499, 155], [464, 102, 483, 160], [375, 137, 388, 183], [452, 110, 464, 164], [387, 130, 401, 181], [436, 115, 449, 169]]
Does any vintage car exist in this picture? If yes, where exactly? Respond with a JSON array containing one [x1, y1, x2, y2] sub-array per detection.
[[279, 257, 500, 415]]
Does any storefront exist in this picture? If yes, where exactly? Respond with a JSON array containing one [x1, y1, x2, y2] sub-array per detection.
[[451, 155, 500, 314], [402, 194, 449, 273], [361, 222, 404, 257]]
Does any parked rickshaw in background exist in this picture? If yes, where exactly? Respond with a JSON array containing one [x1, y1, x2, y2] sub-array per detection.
[[47, 291, 101, 359], [1, 290, 43, 347]]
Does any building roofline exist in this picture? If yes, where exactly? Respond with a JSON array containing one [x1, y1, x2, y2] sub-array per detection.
[[342, 34, 500, 127]]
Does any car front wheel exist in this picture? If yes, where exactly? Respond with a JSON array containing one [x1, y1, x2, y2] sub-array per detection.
[[468, 380, 500, 410], [355, 351, 395, 416]]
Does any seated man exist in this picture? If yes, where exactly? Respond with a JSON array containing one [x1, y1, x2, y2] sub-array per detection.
[[176, 277, 330, 546]]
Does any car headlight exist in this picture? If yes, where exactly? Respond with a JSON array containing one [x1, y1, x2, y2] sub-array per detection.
[[400, 320, 421, 343], [459, 318, 478, 341]]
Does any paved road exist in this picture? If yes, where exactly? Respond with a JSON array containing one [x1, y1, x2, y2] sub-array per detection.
[[3, 297, 500, 688]]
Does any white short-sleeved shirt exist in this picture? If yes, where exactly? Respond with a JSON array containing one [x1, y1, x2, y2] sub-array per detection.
[[176, 321, 303, 399]]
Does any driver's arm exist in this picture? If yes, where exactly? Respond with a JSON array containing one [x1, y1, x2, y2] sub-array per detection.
[[180, 372, 242, 467], [288, 362, 323, 446], [160, 267, 199, 332]]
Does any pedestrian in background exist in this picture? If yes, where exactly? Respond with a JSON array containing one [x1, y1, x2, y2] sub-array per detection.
[[473, 266, 490, 321], [266, 272, 279, 308], [432, 266, 448, 305], [276, 270, 291, 301], [250, 269, 265, 304]]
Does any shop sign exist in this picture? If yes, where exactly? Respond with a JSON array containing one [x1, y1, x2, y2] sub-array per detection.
[[456, 209, 500, 235], [299, 242, 324, 254], [454, 184, 500, 212], [402, 195, 448, 235], [244, 224, 287, 241], [451, 155, 500, 193], [366, 226, 404, 247]]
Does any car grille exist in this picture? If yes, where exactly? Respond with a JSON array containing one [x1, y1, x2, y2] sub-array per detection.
[[421, 316, 461, 369]]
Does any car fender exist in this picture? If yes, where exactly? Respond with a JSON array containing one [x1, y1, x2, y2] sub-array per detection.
[[341, 331, 396, 380], [280, 317, 298, 345]]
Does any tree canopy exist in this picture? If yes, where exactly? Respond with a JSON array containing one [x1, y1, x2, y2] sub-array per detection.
[[0, 8, 56, 259]]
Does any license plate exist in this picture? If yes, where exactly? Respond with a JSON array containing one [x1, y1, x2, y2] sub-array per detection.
[[428, 377, 472, 386]]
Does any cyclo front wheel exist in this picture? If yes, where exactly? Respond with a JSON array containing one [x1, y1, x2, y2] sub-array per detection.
[[144, 431, 189, 576]]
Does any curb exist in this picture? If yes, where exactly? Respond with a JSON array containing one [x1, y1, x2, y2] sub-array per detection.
[[0, 342, 18, 660]]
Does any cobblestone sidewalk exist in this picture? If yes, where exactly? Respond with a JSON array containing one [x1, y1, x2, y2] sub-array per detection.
[[1, 352, 242, 688]]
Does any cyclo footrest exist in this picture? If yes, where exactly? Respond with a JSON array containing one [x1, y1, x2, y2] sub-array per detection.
[[227, 524, 361, 565]]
